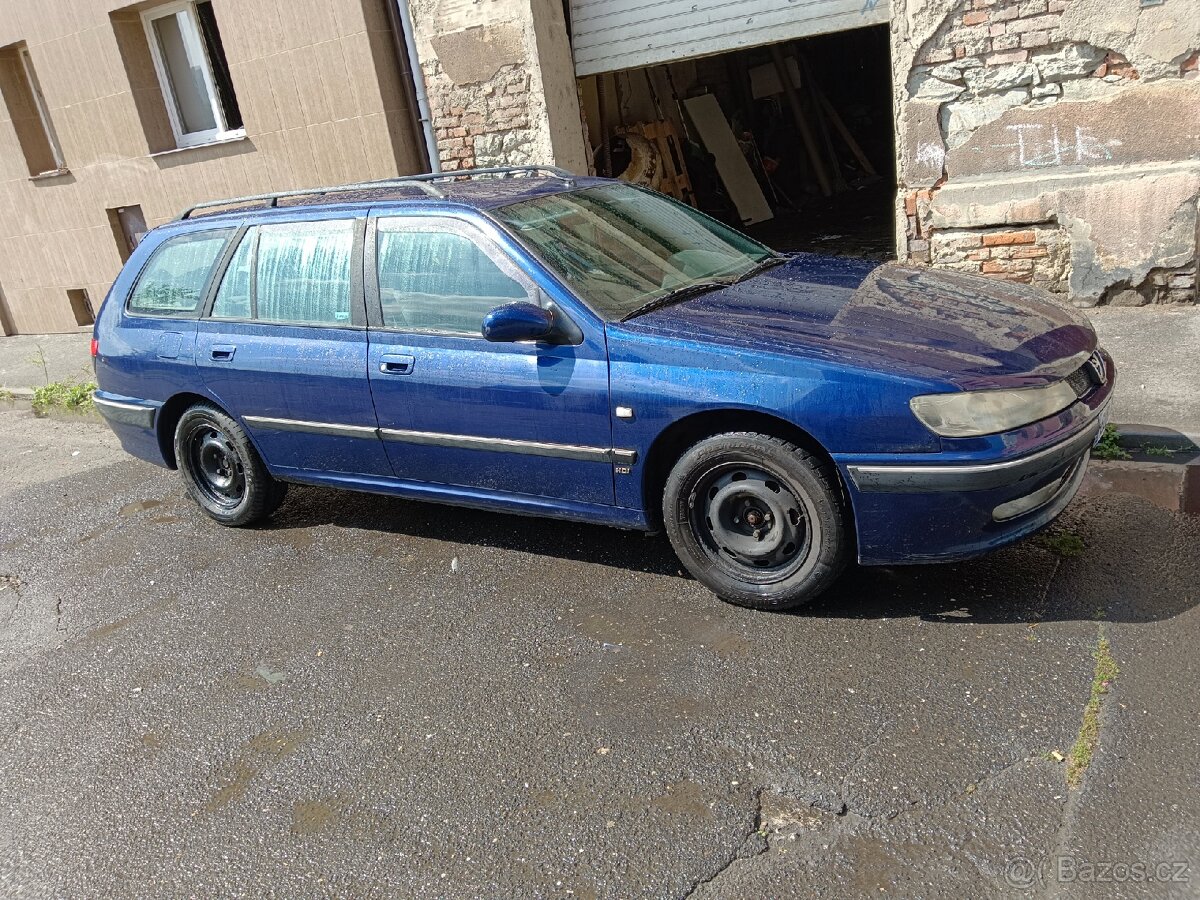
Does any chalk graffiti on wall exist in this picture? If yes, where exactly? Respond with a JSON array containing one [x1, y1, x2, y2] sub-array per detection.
[[999, 124, 1124, 169], [915, 141, 947, 171]]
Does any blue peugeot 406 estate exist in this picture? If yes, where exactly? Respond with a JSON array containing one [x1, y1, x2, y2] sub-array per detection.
[[92, 167, 1114, 610]]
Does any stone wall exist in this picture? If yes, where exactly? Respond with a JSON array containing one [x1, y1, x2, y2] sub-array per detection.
[[408, 0, 589, 173], [894, 0, 1200, 306]]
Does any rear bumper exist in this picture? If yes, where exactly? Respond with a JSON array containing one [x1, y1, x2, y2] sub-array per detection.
[[93, 390, 168, 467], [93, 393, 157, 429]]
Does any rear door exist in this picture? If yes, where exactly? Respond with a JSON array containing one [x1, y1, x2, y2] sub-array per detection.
[[195, 212, 392, 477], [99, 226, 236, 406], [364, 211, 616, 506]]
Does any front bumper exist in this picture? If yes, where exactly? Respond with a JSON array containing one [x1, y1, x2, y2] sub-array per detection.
[[836, 386, 1111, 566]]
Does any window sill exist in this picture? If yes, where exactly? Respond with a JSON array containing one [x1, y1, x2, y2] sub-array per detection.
[[29, 167, 71, 182], [150, 132, 248, 160]]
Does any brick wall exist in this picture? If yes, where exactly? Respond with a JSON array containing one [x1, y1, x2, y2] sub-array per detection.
[[425, 60, 535, 171], [931, 226, 1070, 293], [898, 0, 1198, 306]]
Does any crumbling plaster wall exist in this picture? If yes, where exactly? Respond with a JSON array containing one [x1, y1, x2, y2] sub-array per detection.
[[408, 0, 589, 172], [893, 0, 1200, 306]]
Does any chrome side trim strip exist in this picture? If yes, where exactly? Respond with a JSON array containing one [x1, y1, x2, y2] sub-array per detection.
[[93, 395, 156, 429], [242, 415, 638, 464], [847, 415, 1102, 493], [380, 427, 637, 465], [243, 415, 378, 440]]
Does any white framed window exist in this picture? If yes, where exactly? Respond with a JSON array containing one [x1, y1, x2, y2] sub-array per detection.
[[141, 0, 243, 149], [18, 47, 65, 173]]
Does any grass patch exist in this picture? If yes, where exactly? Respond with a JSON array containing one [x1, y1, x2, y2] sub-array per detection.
[[1037, 530, 1085, 558], [31, 380, 97, 417], [1065, 632, 1119, 788], [1092, 424, 1131, 461], [0, 387, 14, 404], [1142, 445, 1175, 458]]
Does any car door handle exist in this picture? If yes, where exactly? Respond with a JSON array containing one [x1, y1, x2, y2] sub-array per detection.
[[379, 354, 415, 375], [211, 344, 237, 361]]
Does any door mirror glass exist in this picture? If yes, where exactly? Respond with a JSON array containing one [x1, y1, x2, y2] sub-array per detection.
[[482, 302, 555, 343]]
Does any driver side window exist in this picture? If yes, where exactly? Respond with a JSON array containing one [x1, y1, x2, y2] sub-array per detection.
[[376, 221, 529, 334]]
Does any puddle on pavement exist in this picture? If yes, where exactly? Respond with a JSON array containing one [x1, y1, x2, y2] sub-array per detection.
[[578, 611, 751, 660], [651, 780, 714, 819], [77, 596, 177, 647], [119, 499, 163, 517], [205, 727, 311, 813], [292, 799, 341, 835]]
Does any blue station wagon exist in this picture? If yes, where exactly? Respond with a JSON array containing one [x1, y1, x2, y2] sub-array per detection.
[[92, 166, 1115, 610]]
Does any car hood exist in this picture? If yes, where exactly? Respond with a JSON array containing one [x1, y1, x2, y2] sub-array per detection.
[[618, 255, 1097, 390]]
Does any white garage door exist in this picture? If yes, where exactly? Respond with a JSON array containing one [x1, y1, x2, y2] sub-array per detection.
[[570, 0, 891, 77]]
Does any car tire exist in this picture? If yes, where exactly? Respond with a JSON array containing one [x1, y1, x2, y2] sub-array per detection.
[[663, 432, 849, 611], [174, 403, 284, 527]]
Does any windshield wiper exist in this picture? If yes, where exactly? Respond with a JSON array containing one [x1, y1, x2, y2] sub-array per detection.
[[733, 255, 788, 283], [620, 280, 732, 321]]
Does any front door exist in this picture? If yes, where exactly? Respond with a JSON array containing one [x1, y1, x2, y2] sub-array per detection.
[[365, 213, 615, 506], [195, 214, 392, 477]]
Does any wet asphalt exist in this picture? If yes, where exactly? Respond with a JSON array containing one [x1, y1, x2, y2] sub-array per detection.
[[1, 410, 1198, 898]]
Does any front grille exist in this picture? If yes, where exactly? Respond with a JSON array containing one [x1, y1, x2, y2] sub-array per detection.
[[1064, 350, 1107, 399], [1066, 365, 1093, 398]]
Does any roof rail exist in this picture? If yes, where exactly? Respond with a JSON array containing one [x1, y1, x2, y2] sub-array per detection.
[[177, 165, 577, 220]]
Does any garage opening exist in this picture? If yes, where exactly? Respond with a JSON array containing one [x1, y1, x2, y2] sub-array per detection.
[[577, 25, 896, 261]]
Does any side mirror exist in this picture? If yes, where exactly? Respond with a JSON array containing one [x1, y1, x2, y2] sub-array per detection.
[[482, 302, 556, 343]]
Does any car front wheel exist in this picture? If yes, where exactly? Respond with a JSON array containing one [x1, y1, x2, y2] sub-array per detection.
[[174, 403, 285, 527], [663, 432, 849, 611]]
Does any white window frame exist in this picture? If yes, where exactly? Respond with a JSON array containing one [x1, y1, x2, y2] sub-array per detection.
[[18, 47, 65, 173], [140, 0, 243, 149]]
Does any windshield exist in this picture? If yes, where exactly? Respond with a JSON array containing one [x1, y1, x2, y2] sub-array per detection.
[[493, 183, 776, 320]]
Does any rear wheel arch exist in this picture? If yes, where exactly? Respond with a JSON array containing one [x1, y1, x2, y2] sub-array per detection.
[[156, 393, 213, 469], [641, 409, 850, 532], [157, 392, 268, 470]]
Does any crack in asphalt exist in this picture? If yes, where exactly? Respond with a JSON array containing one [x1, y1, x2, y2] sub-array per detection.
[[681, 787, 767, 898], [834, 717, 892, 820], [1042, 624, 1117, 900]]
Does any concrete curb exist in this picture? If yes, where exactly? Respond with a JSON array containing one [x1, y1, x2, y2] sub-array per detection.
[[1083, 459, 1200, 516], [1115, 424, 1200, 454]]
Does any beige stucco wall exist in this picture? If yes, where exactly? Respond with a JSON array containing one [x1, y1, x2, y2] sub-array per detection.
[[0, 0, 423, 334]]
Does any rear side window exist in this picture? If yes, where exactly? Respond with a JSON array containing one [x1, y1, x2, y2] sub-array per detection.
[[127, 228, 233, 317], [211, 219, 356, 326], [376, 223, 528, 334]]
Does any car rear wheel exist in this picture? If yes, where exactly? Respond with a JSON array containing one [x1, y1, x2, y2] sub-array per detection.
[[663, 432, 848, 611], [174, 403, 285, 527]]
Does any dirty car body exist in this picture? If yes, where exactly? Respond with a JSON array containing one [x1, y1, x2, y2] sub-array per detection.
[[92, 170, 1114, 610]]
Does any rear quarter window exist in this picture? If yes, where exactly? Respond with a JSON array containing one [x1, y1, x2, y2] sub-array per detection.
[[126, 228, 234, 317]]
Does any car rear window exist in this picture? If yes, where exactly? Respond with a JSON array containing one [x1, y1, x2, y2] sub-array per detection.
[[211, 219, 355, 326], [126, 228, 234, 317]]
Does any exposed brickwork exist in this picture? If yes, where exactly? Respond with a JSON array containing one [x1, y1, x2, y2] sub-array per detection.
[[423, 60, 535, 171], [916, 0, 1067, 68], [930, 226, 1070, 292]]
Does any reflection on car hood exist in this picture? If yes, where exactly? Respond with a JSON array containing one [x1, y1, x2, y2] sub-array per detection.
[[620, 254, 1097, 389]]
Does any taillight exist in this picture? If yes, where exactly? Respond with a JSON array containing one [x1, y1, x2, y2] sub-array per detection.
[[90, 338, 99, 358]]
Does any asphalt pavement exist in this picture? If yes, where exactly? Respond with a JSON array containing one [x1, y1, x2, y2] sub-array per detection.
[[1, 407, 1198, 898]]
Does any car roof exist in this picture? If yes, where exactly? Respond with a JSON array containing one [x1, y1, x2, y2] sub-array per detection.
[[176, 169, 612, 228]]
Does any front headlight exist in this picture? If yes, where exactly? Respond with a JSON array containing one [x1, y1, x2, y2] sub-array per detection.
[[910, 381, 1078, 437]]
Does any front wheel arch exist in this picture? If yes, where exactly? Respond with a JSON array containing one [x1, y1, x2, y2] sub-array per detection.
[[641, 409, 850, 533]]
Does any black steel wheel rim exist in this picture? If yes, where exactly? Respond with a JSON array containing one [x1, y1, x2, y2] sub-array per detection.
[[687, 461, 819, 585], [186, 421, 246, 509]]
